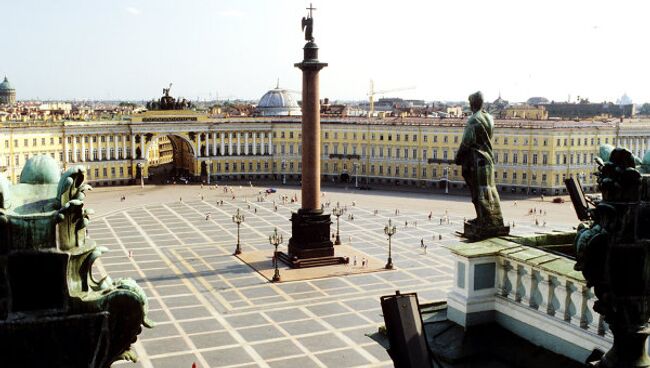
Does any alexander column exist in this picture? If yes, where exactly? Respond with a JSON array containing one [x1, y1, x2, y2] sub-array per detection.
[[287, 4, 337, 265]]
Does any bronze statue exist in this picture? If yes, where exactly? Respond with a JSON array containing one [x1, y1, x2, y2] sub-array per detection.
[[301, 4, 315, 41], [573, 147, 650, 367], [455, 91, 508, 240]]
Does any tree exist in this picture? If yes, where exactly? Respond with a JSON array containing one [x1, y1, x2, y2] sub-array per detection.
[[639, 103, 650, 115]]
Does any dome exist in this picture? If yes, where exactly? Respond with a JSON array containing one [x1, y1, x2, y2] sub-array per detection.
[[0, 76, 14, 91], [256, 88, 301, 116]]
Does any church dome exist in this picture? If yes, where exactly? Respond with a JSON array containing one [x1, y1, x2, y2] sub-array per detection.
[[0, 76, 14, 91], [256, 88, 301, 116]]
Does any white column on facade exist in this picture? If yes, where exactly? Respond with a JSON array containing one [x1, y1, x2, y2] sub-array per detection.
[[196, 133, 201, 157], [252, 133, 257, 155], [244, 132, 249, 155], [268, 133, 273, 155], [131, 135, 136, 159], [114, 135, 120, 160], [97, 136, 103, 161], [122, 135, 127, 159], [72, 135, 78, 162], [260, 133, 265, 155], [228, 132, 233, 156], [212, 133, 217, 157], [81, 135, 86, 162], [220, 132, 225, 156], [63, 134, 69, 164], [106, 136, 112, 160], [140, 134, 146, 159], [89, 135, 94, 161], [237, 133, 241, 155]]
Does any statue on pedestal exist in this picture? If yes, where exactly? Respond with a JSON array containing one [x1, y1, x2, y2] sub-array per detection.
[[455, 91, 508, 241], [0, 155, 152, 368]]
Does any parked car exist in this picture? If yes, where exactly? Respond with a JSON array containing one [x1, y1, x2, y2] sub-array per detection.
[[265, 188, 277, 194], [552, 197, 565, 203]]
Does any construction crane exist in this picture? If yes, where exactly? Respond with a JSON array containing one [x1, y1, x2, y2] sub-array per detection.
[[367, 80, 415, 116]]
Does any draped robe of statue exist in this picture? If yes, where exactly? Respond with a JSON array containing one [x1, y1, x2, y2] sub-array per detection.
[[455, 109, 505, 227]]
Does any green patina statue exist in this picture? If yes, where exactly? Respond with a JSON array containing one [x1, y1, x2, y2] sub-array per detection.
[[574, 146, 650, 367], [0, 155, 152, 368], [455, 91, 509, 241]]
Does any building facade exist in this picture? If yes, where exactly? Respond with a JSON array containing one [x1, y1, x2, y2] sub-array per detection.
[[1, 114, 647, 195]]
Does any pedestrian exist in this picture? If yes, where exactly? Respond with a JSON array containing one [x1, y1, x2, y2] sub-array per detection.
[[428, 211, 432, 220], [353, 255, 357, 266], [205, 213, 211, 220], [414, 221, 417, 227], [254, 208, 257, 213], [362, 258, 367, 268], [274, 205, 278, 212], [395, 209, 398, 215], [420, 238, 424, 248], [201, 183, 204, 189], [201, 195, 204, 201], [543, 220, 547, 227], [438, 234, 442, 240], [348, 235, 352, 243], [128, 250, 133, 258], [424, 245, 427, 254], [514, 201, 517, 207], [179, 197, 183, 202], [404, 220, 408, 228], [541, 194, 544, 202]]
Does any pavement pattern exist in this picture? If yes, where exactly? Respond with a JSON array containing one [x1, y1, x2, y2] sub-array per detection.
[[91, 191, 573, 368]]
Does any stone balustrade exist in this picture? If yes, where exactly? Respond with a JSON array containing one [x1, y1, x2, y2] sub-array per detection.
[[445, 233, 611, 363]]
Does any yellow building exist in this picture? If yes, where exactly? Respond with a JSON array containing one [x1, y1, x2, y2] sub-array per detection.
[[1, 113, 647, 195], [504, 105, 548, 120]]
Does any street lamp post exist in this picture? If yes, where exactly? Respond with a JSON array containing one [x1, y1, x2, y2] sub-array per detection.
[[384, 218, 397, 269], [332, 205, 343, 245], [269, 228, 283, 282], [354, 162, 359, 188], [281, 160, 287, 185], [232, 208, 245, 255]]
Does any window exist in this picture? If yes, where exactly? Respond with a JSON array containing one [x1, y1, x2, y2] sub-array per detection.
[[388, 135, 392, 141], [504, 138, 509, 145], [503, 172, 507, 179], [542, 174, 547, 182], [522, 173, 527, 180], [512, 172, 517, 180], [503, 153, 508, 163], [443, 136, 448, 143], [412, 135, 417, 142], [422, 149, 427, 160], [289, 132, 294, 139], [443, 150, 448, 159], [412, 149, 417, 159], [103, 168, 107, 177], [522, 154, 528, 164], [454, 136, 458, 143], [542, 154, 548, 165], [41, 138, 45, 145], [396, 134, 400, 141], [24, 139, 28, 146], [324, 145, 329, 155], [513, 153, 518, 164]]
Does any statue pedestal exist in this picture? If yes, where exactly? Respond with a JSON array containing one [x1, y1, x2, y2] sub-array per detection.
[[462, 221, 509, 242], [285, 209, 347, 268]]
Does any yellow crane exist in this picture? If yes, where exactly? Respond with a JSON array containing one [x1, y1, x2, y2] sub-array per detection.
[[367, 80, 415, 117]]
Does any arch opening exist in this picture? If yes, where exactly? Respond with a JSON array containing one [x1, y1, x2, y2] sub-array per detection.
[[146, 134, 197, 184]]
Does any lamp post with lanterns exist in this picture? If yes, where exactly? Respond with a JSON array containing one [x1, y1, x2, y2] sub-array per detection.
[[332, 205, 344, 245], [384, 218, 397, 269], [232, 208, 245, 255], [269, 228, 283, 282]]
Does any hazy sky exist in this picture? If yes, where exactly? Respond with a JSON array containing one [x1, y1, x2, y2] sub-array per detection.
[[4, 0, 650, 103]]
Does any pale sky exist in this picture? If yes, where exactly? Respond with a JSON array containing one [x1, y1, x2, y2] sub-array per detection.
[[3, 0, 650, 103]]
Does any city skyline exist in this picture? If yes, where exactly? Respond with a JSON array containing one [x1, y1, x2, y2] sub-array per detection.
[[4, 0, 649, 103]]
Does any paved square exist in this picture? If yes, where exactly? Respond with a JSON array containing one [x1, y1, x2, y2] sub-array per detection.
[[91, 187, 572, 368]]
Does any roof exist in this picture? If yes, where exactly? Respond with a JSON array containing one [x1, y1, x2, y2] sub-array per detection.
[[0, 76, 14, 92], [256, 88, 301, 116]]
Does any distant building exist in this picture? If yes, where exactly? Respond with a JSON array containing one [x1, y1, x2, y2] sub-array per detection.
[[527, 97, 549, 105], [255, 87, 301, 116], [0, 76, 16, 105], [542, 101, 635, 119], [504, 105, 548, 120]]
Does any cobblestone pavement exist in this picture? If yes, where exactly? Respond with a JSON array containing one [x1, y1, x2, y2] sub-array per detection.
[[90, 186, 575, 368]]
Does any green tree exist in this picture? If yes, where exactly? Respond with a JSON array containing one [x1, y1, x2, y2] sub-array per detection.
[[640, 103, 650, 115]]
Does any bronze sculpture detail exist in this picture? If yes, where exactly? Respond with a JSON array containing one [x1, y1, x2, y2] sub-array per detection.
[[455, 91, 508, 240]]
